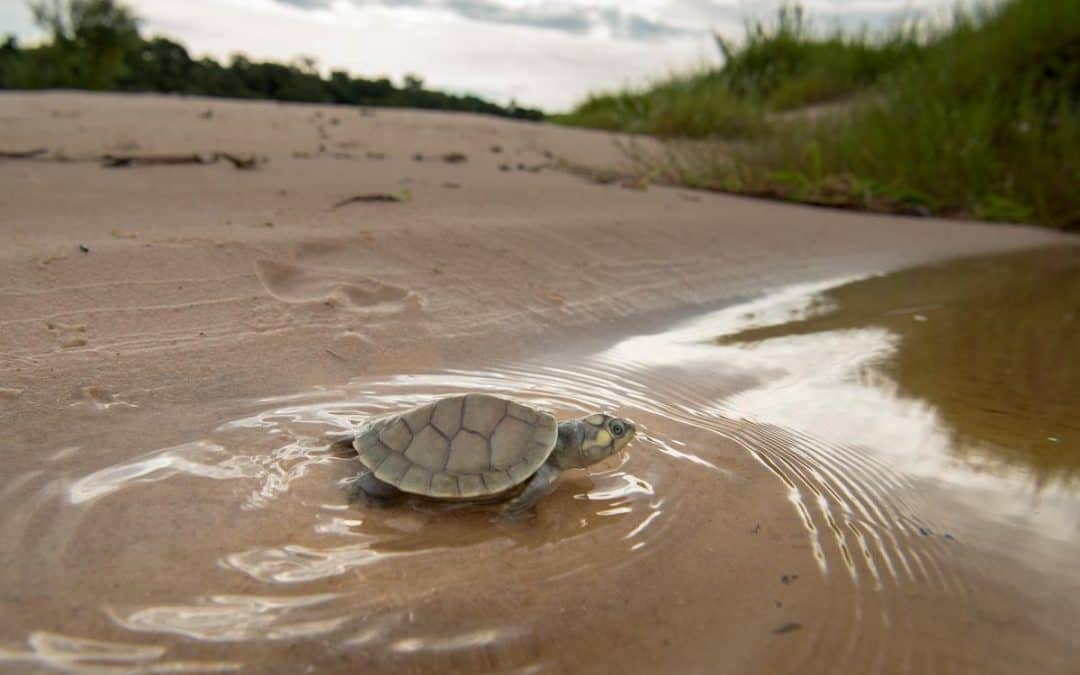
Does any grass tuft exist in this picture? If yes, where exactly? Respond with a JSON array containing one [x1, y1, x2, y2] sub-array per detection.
[[552, 71, 765, 139]]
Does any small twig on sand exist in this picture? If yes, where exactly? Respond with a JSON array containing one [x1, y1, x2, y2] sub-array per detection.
[[102, 153, 210, 168], [0, 148, 48, 159], [100, 152, 262, 170], [331, 193, 402, 209], [215, 152, 259, 170]]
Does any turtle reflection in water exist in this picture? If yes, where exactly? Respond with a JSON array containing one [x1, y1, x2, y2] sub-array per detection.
[[349, 394, 636, 517]]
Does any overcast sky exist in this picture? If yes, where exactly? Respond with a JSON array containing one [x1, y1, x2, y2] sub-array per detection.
[[1, 0, 953, 111]]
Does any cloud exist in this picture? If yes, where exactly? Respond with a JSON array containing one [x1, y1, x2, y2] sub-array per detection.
[[273, 0, 335, 8], [0, 0, 945, 110], [272, 0, 944, 44], [122, 0, 714, 110], [270, 0, 696, 41]]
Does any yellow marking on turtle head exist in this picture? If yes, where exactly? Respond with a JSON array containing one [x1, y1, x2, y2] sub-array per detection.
[[583, 429, 612, 451], [586, 414, 605, 426]]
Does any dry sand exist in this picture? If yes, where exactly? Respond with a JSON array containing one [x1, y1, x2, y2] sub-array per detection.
[[0, 92, 1074, 673]]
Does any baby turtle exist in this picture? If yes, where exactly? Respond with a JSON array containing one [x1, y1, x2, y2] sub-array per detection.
[[350, 393, 636, 516]]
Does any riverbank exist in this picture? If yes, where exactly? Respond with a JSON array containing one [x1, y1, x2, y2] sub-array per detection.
[[2, 92, 1067, 415]]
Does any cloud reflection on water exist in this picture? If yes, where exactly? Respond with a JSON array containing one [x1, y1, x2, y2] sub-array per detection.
[[602, 245, 1080, 545]]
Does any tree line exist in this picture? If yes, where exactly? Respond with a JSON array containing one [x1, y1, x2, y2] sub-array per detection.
[[0, 0, 543, 120]]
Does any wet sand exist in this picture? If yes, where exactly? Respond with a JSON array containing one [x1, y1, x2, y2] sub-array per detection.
[[0, 92, 1076, 673]]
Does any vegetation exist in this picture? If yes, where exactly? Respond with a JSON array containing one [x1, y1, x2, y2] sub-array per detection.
[[556, 5, 922, 134], [551, 71, 766, 138], [0, 0, 542, 120], [557, 1, 1079, 229]]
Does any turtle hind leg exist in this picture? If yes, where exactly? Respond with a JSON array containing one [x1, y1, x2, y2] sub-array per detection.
[[347, 469, 404, 507]]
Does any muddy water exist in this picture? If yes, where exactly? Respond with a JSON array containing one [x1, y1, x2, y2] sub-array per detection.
[[1, 245, 1078, 673]]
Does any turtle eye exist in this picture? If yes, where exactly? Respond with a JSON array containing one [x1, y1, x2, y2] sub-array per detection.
[[609, 421, 625, 437]]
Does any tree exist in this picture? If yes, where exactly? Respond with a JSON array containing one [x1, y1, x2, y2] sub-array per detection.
[[3, 0, 544, 120], [120, 36, 194, 92], [29, 0, 141, 88]]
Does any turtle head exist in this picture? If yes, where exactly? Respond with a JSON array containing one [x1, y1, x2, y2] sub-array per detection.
[[553, 413, 636, 469]]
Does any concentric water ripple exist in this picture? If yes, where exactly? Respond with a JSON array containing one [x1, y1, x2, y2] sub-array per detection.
[[3, 248, 1078, 673], [2, 341, 944, 672]]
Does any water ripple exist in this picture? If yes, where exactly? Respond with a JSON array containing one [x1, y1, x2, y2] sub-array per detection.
[[10, 256, 1075, 673]]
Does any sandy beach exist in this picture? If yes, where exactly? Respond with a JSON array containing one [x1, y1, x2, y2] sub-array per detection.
[[1, 92, 1076, 673], [2, 92, 1066, 412]]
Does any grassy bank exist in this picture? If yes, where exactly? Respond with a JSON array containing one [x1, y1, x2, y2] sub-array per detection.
[[556, 1, 1079, 229]]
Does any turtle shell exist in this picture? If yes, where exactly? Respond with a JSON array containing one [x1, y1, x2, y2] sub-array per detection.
[[353, 394, 558, 498]]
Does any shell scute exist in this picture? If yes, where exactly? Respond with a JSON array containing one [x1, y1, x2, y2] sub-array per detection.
[[462, 394, 507, 437], [399, 465, 433, 493], [490, 416, 533, 468], [359, 442, 390, 468], [447, 430, 490, 473], [374, 452, 411, 483], [404, 426, 450, 471], [356, 427, 381, 451], [507, 401, 537, 423], [525, 439, 553, 465], [431, 397, 463, 438], [378, 419, 412, 452], [458, 474, 486, 497], [482, 470, 513, 493], [429, 473, 460, 498], [507, 461, 535, 483], [402, 405, 434, 433], [534, 421, 558, 450]]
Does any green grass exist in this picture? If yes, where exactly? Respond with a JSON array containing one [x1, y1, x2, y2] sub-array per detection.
[[556, 5, 920, 136], [717, 4, 922, 111], [552, 71, 765, 139], [556, 1, 1079, 229]]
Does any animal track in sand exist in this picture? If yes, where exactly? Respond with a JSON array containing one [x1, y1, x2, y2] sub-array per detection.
[[70, 386, 137, 413], [254, 259, 421, 313], [46, 320, 89, 348]]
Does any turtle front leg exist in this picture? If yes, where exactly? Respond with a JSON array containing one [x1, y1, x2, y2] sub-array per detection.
[[500, 462, 560, 519]]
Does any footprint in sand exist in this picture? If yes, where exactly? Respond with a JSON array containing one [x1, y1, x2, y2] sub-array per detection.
[[254, 260, 421, 313], [46, 320, 89, 348], [70, 386, 137, 414]]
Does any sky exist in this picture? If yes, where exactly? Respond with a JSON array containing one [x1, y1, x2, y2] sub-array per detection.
[[0, 0, 953, 111]]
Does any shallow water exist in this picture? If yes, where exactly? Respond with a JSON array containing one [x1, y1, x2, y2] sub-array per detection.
[[1, 245, 1077, 673]]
